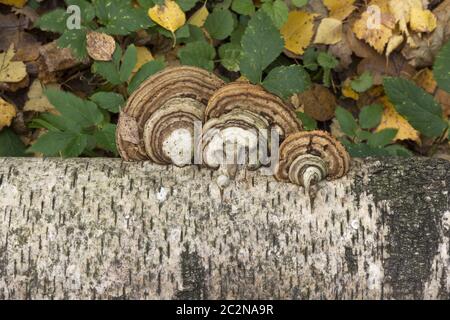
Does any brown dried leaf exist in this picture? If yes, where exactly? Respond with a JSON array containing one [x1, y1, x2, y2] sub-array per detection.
[[86, 31, 116, 61]]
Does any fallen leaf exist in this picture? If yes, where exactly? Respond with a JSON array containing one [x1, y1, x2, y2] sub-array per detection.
[[385, 34, 404, 57], [38, 41, 81, 78], [23, 79, 59, 114], [296, 84, 337, 121], [280, 10, 317, 55], [342, 79, 359, 100], [132, 46, 154, 74], [409, 8, 437, 33], [0, 0, 27, 8], [148, 0, 186, 34], [352, 9, 393, 53], [323, 0, 356, 21], [413, 68, 437, 93], [86, 31, 116, 61], [314, 17, 342, 45], [376, 95, 420, 143], [0, 44, 27, 83], [0, 97, 16, 130], [188, 5, 209, 27]]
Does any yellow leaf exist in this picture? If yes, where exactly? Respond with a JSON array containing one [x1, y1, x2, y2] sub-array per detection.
[[352, 11, 393, 53], [23, 80, 59, 114], [385, 34, 404, 57], [280, 11, 317, 55], [188, 4, 209, 27], [409, 8, 437, 33], [376, 96, 420, 143], [413, 68, 437, 94], [323, 0, 356, 21], [0, 45, 27, 83], [132, 46, 154, 74], [342, 79, 359, 100], [0, 0, 27, 8], [0, 97, 16, 130], [314, 18, 342, 45], [148, 0, 186, 33]]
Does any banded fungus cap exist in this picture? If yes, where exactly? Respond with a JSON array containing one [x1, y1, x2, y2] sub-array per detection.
[[205, 82, 302, 138], [116, 66, 225, 164], [275, 130, 350, 192]]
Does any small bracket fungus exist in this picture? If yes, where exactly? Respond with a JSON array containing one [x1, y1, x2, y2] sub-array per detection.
[[116, 66, 225, 165], [275, 130, 350, 193], [200, 82, 302, 177]]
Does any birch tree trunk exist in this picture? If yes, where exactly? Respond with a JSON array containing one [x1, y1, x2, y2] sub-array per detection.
[[0, 157, 449, 300]]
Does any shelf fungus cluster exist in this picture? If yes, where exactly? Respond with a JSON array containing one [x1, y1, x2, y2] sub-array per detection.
[[116, 66, 351, 191]]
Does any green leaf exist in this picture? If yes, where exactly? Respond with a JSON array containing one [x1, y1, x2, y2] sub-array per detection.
[[178, 41, 216, 71], [239, 10, 284, 83], [303, 47, 318, 71], [296, 112, 317, 131], [204, 9, 234, 40], [433, 40, 450, 93], [128, 60, 166, 94], [261, 0, 289, 29], [94, 123, 118, 154], [30, 113, 82, 133], [292, 0, 308, 7], [0, 128, 27, 157], [384, 144, 413, 157], [28, 131, 88, 157], [262, 65, 311, 99], [359, 103, 383, 129], [57, 28, 88, 59], [45, 89, 104, 128], [176, 0, 198, 11], [317, 52, 338, 69], [219, 43, 241, 72], [335, 106, 358, 137], [367, 128, 397, 148], [343, 142, 391, 157], [383, 77, 448, 137], [231, 0, 255, 15], [35, 9, 69, 33], [90, 92, 124, 113], [120, 45, 137, 82], [93, 46, 122, 85], [351, 71, 373, 93]]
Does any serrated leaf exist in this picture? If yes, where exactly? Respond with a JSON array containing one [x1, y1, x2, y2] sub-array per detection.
[[239, 10, 284, 83], [335, 106, 358, 137], [296, 112, 317, 131], [261, 0, 289, 29], [317, 52, 338, 69], [433, 40, 450, 93], [94, 123, 117, 154], [57, 28, 88, 59], [383, 77, 448, 138], [367, 128, 397, 148], [45, 89, 103, 128], [178, 41, 215, 71], [219, 43, 241, 72], [35, 9, 69, 33], [148, 0, 186, 33], [120, 45, 137, 82], [384, 144, 412, 157], [0, 128, 26, 157], [128, 60, 166, 94], [280, 10, 316, 55], [262, 65, 310, 99], [343, 142, 391, 157], [351, 71, 373, 93], [176, 0, 198, 11], [28, 131, 88, 157], [359, 103, 383, 129], [90, 92, 124, 113], [204, 9, 234, 40], [231, 0, 254, 15]]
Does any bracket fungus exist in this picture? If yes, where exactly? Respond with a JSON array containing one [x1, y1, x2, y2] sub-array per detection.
[[275, 130, 350, 193], [199, 82, 302, 176], [116, 66, 225, 165]]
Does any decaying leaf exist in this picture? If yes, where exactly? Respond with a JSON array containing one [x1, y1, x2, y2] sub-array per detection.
[[410, 7, 437, 33], [37, 41, 82, 81], [0, 0, 27, 8], [188, 5, 209, 27], [314, 18, 342, 45], [23, 79, 59, 114], [376, 96, 420, 143], [148, 0, 186, 34], [0, 45, 27, 83], [86, 32, 116, 61], [0, 97, 16, 130], [323, 0, 356, 21], [385, 34, 404, 57], [280, 10, 317, 55], [342, 79, 359, 100]]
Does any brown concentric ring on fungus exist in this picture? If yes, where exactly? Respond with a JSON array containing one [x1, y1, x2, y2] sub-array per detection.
[[275, 130, 350, 189], [205, 82, 302, 139], [116, 66, 225, 162]]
